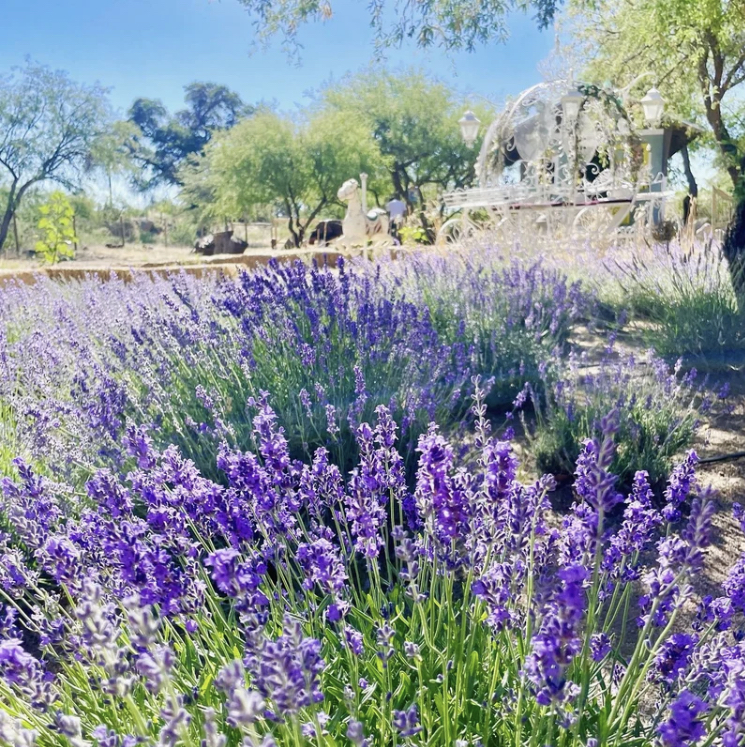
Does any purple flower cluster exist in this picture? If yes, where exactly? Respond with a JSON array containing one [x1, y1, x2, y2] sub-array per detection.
[[0, 252, 586, 486], [1, 391, 743, 746], [245, 616, 325, 719]]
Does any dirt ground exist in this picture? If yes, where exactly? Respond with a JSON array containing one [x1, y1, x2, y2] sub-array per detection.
[[693, 365, 745, 593], [0, 242, 197, 271]]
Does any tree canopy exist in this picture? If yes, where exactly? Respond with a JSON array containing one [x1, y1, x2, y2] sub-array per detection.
[[182, 109, 388, 246], [571, 0, 745, 192], [322, 69, 493, 239], [127, 82, 252, 190], [0, 61, 111, 252], [235, 0, 560, 53]]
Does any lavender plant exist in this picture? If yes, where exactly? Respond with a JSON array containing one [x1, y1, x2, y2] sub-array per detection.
[[606, 240, 745, 359], [369, 247, 589, 406], [0, 388, 743, 746], [0, 252, 585, 483], [524, 346, 720, 487]]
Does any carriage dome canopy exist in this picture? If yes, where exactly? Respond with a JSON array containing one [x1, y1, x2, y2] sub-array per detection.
[[477, 79, 700, 188]]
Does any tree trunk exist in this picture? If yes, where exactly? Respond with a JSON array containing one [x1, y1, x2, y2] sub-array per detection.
[[12, 213, 20, 254], [0, 206, 14, 253], [286, 215, 300, 248], [107, 170, 114, 209], [0, 181, 20, 253], [723, 195, 745, 307]]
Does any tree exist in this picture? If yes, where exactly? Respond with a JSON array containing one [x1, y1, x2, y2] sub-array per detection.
[[322, 69, 493, 240], [183, 109, 388, 246], [0, 62, 111, 252], [235, 0, 560, 53], [87, 120, 139, 208], [128, 82, 252, 190], [569, 0, 745, 297]]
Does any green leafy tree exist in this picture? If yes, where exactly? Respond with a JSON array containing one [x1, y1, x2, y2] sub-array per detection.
[[572, 0, 745, 189], [322, 69, 493, 240], [235, 0, 559, 53], [569, 0, 745, 298], [128, 82, 252, 190], [0, 62, 111, 253], [34, 191, 77, 264], [183, 109, 388, 246]]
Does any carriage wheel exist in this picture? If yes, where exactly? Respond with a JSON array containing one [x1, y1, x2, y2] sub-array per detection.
[[572, 206, 618, 245], [437, 216, 475, 245]]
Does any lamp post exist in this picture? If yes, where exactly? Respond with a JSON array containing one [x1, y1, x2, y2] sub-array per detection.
[[459, 110, 481, 148], [561, 87, 584, 200], [640, 87, 665, 127], [561, 87, 584, 124]]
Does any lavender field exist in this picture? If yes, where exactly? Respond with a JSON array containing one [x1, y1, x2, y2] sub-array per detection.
[[1, 242, 744, 747]]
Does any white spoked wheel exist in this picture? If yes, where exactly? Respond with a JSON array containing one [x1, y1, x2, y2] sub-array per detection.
[[572, 206, 617, 241], [437, 216, 476, 245]]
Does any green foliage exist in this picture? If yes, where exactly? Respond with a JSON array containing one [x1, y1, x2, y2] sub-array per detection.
[[0, 61, 111, 251], [527, 350, 704, 488], [570, 0, 745, 189], [182, 109, 388, 246], [398, 225, 429, 244], [322, 69, 494, 237], [606, 244, 745, 358], [34, 191, 77, 264], [235, 0, 560, 53], [128, 82, 252, 190], [87, 120, 140, 206]]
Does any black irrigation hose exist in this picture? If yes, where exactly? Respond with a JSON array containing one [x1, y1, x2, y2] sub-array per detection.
[[698, 451, 745, 466]]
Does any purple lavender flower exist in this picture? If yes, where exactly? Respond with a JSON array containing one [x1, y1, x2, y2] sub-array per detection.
[[590, 633, 611, 662], [525, 564, 588, 706], [344, 423, 387, 559], [415, 425, 472, 557], [123, 424, 157, 470], [376, 623, 395, 667], [663, 451, 699, 523], [343, 626, 364, 656], [392, 705, 422, 738], [603, 471, 662, 579], [346, 720, 370, 747], [658, 690, 708, 746], [654, 633, 698, 685], [245, 616, 325, 718], [296, 537, 347, 595], [204, 549, 268, 616]]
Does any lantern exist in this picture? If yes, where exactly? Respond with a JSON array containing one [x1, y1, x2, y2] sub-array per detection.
[[641, 87, 665, 127], [458, 110, 481, 148]]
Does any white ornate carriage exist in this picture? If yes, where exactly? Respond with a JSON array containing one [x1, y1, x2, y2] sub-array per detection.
[[439, 80, 694, 244]]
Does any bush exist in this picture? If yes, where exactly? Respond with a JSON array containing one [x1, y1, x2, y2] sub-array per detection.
[[370, 247, 590, 407], [34, 191, 76, 264], [525, 347, 718, 488], [0, 399, 742, 746], [607, 241, 745, 358], [0, 252, 588, 484]]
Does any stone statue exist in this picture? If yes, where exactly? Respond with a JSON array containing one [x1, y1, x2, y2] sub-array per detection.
[[337, 175, 389, 253]]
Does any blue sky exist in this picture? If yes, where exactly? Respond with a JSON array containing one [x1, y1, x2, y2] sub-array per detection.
[[2, 0, 556, 115]]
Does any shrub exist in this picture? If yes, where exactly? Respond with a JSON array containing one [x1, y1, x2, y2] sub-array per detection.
[[0, 253, 587, 483], [34, 191, 76, 264], [0, 398, 742, 746], [370, 247, 589, 407], [525, 347, 718, 487], [607, 241, 745, 358]]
